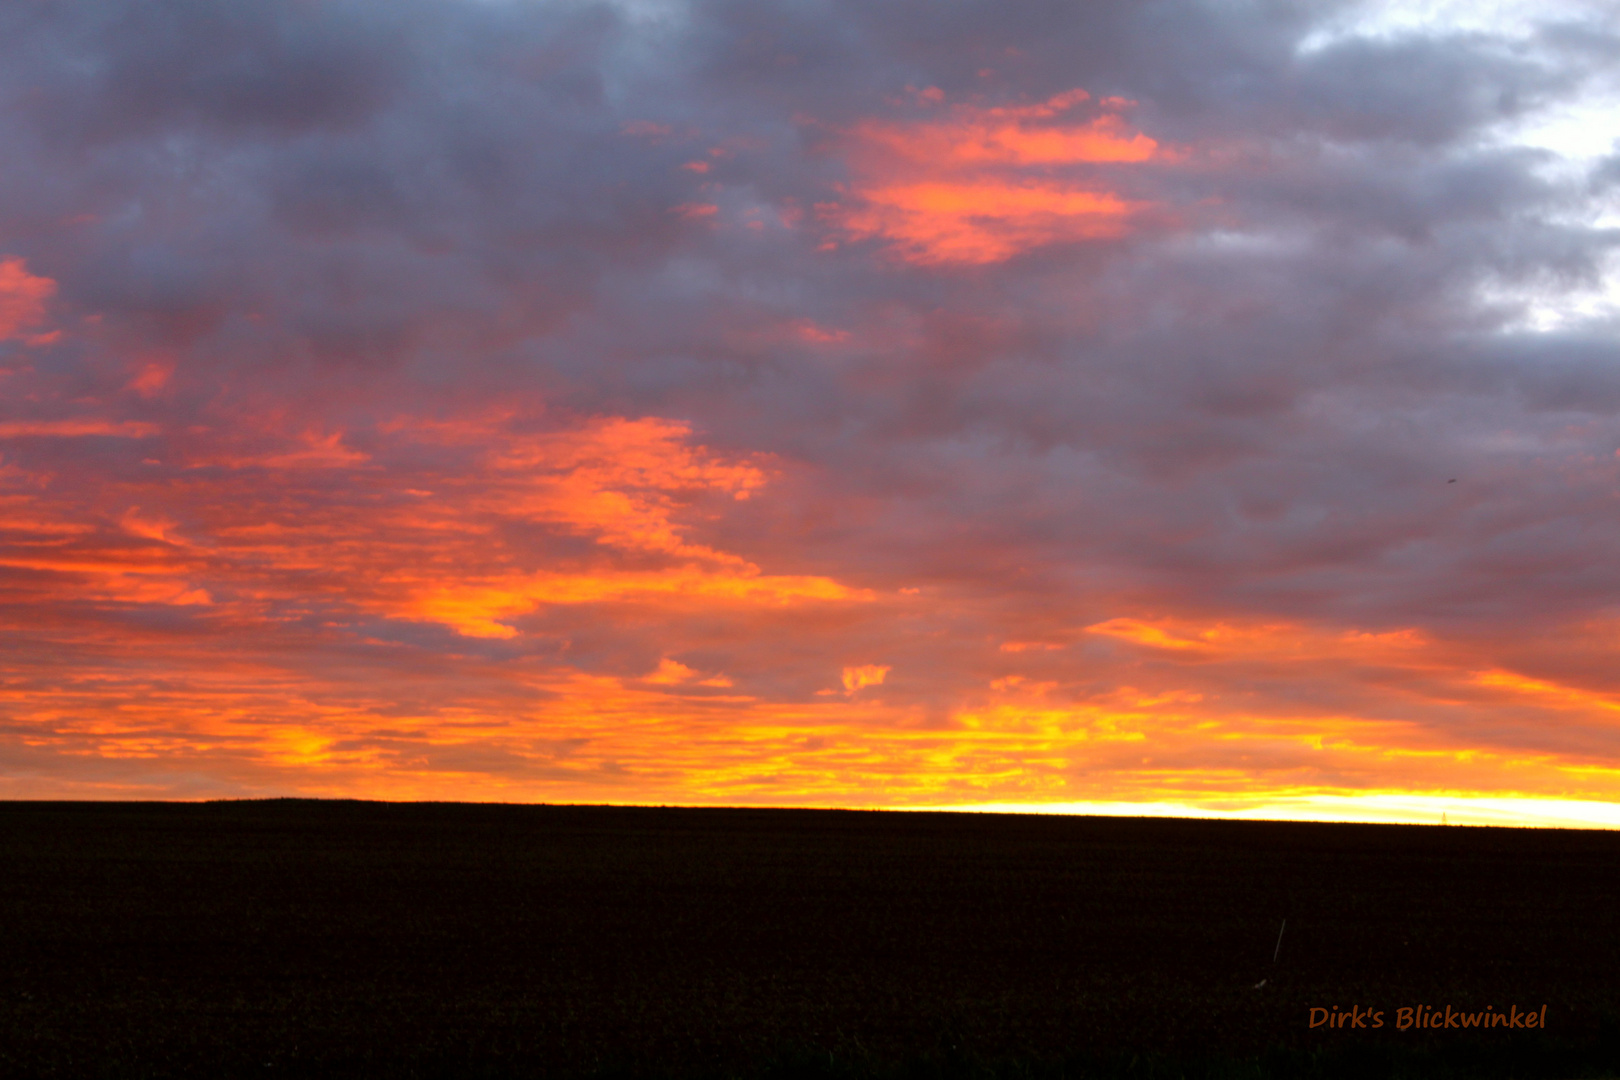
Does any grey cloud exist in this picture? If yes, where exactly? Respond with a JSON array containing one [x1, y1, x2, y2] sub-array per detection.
[[1, 0, 698, 373], [6, 0, 410, 143]]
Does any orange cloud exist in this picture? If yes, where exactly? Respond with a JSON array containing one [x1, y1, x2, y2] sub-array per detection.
[[6, 406, 1620, 820], [834, 183, 1137, 265], [408, 568, 859, 640], [1086, 616, 1432, 661], [823, 90, 1170, 265], [6, 569, 1620, 815], [852, 91, 1160, 168], [1472, 669, 1620, 714], [645, 658, 698, 684], [0, 409, 859, 647], [841, 664, 890, 692]]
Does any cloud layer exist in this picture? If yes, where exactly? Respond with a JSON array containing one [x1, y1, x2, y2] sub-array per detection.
[[3, 0, 1620, 816]]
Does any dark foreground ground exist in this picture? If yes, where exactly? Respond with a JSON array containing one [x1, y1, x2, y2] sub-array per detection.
[[2, 802, 1618, 1080]]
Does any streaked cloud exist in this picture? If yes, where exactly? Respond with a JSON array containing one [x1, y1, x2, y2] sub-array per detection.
[[823, 90, 1168, 264]]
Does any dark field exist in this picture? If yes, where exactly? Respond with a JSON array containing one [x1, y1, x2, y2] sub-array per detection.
[[2, 802, 1618, 1079]]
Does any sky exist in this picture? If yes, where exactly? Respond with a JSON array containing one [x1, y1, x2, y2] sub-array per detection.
[[2, 0, 1619, 826]]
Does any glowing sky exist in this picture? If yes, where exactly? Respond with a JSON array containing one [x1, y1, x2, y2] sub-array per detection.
[[3, 0, 1620, 825]]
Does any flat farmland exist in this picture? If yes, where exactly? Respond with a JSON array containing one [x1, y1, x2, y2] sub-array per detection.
[[2, 801, 1618, 1079]]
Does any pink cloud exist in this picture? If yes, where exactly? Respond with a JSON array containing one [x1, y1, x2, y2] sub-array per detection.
[[0, 257, 56, 340]]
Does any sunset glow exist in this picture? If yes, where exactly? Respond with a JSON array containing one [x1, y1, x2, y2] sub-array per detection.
[[824, 90, 1166, 263], [4, 0, 1620, 826]]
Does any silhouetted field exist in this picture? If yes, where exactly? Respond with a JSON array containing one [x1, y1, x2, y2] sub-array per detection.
[[2, 801, 1618, 1079]]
